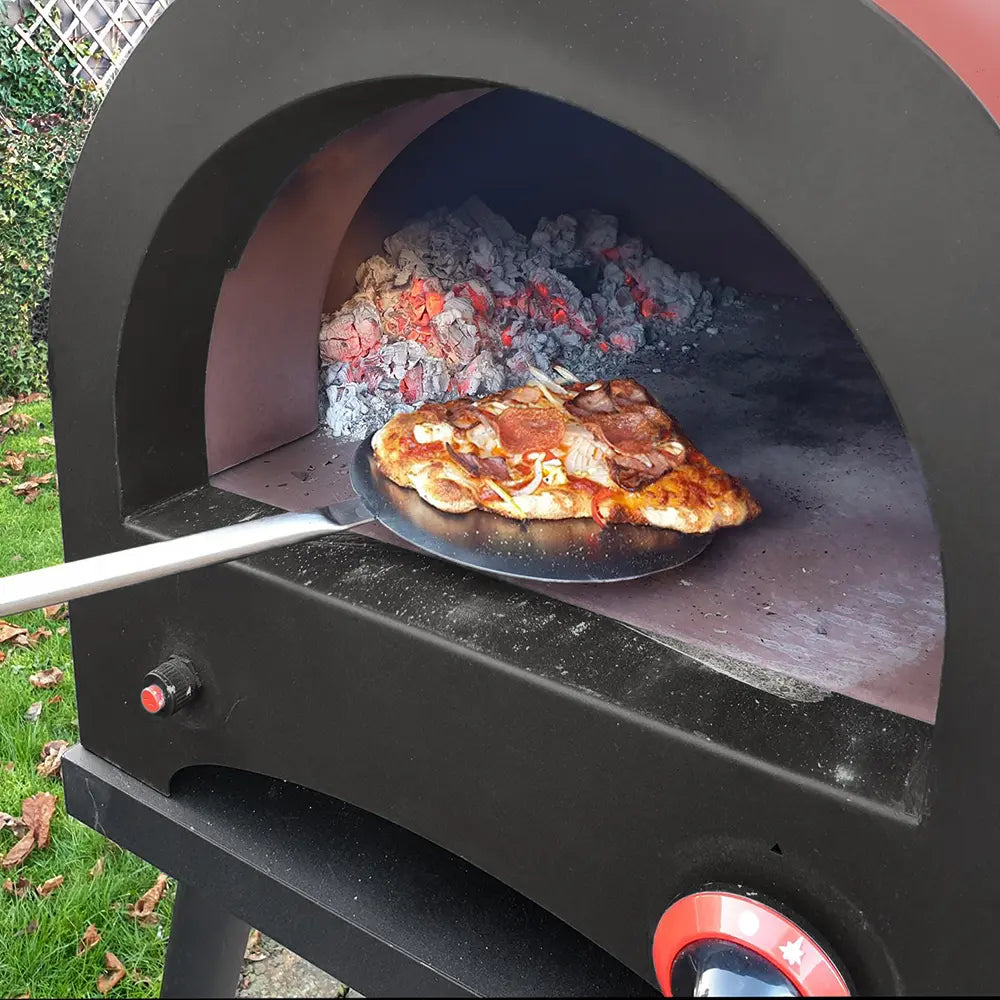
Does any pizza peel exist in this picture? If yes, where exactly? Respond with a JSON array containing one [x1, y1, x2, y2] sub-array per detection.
[[0, 433, 712, 616]]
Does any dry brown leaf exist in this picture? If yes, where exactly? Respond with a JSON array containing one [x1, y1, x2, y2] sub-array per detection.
[[1, 451, 27, 472], [55, 626, 68, 637], [0, 812, 30, 839], [1, 412, 31, 433], [245, 928, 262, 959], [24, 701, 42, 723], [0, 475, 9, 486], [0, 650, 5, 663], [18, 393, 45, 404], [22, 792, 56, 849], [28, 666, 62, 689], [37, 740, 69, 779], [2, 762, 14, 773], [77, 923, 102, 955], [0, 621, 28, 645], [97, 952, 126, 994], [3, 876, 32, 898], [47, 694, 62, 705], [37, 874, 64, 896], [89, 856, 106, 879], [1, 833, 35, 869], [0, 400, 13, 417], [38, 436, 55, 447], [42, 603, 67, 620], [127, 872, 169, 925], [12, 473, 54, 501]]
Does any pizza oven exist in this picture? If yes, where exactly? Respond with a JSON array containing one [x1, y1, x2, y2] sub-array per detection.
[[45, 0, 1000, 994]]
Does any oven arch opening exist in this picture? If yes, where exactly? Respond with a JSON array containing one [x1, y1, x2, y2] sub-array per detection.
[[201, 85, 944, 731]]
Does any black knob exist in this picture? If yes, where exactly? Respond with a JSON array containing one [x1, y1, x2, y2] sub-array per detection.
[[141, 656, 200, 716]]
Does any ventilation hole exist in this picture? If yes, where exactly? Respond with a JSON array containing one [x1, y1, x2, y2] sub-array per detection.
[[770, 843, 783, 855]]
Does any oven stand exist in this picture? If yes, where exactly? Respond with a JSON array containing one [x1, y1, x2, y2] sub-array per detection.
[[62, 745, 657, 998]]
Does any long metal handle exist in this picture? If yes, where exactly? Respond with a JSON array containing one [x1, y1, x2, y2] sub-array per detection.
[[0, 507, 369, 617]]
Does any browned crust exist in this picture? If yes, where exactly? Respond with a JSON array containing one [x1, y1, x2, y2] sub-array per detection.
[[372, 381, 760, 533]]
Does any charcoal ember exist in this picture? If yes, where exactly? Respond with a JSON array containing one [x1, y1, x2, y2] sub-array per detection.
[[356, 255, 397, 293], [384, 220, 430, 262], [319, 198, 723, 440], [578, 211, 618, 254], [458, 195, 517, 244], [455, 351, 506, 396], [319, 301, 382, 362], [531, 214, 580, 260]]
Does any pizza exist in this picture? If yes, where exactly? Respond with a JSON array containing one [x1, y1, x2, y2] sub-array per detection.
[[371, 375, 760, 533]]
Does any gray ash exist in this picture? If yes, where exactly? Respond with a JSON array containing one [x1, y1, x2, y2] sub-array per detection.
[[320, 197, 729, 439]]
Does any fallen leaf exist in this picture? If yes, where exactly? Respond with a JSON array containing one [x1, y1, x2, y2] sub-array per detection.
[[1, 832, 35, 869], [245, 928, 262, 959], [89, 856, 106, 879], [38, 436, 55, 447], [28, 666, 62, 688], [1, 412, 30, 433], [0, 650, 4, 663], [17, 393, 45, 404], [42, 603, 67, 620], [97, 952, 126, 994], [22, 791, 56, 849], [0, 812, 30, 839], [24, 701, 42, 723], [127, 872, 169, 925], [36, 874, 64, 896], [0, 475, 9, 485], [0, 621, 28, 645], [1, 451, 27, 472], [0, 400, 12, 417], [37, 740, 69, 778], [2, 762, 14, 772], [55, 627, 68, 637], [3, 876, 32, 898], [77, 923, 101, 955], [47, 694, 62, 705]]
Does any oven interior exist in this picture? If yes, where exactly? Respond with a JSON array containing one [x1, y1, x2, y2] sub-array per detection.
[[205, 88, 944, 725]]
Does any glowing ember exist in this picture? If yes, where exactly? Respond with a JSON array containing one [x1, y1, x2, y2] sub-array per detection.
[[320, 198, 726, 439]]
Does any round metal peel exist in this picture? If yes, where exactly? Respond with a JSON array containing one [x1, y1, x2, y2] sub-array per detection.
[[0, 434, 711, 615], [350, 435, 712, 585]]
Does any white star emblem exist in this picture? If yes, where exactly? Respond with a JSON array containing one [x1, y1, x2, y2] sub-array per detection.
[[779, 935, 806, 967]]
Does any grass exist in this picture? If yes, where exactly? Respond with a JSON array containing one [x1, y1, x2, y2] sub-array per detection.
[[1, 398, 171, 999]]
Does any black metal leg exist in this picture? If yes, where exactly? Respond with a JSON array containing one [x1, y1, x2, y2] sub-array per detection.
[[161, 881, 249, 999]]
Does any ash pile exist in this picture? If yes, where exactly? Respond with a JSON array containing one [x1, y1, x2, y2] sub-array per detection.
[[320, 197, 732, 439]]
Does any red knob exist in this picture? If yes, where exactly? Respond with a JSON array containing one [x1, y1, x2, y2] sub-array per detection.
[[652, 891, 850, 996], [140, 684, 166, 714]]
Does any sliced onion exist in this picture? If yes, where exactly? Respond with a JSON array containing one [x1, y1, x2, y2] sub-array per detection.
[[483, 478, 524, 514], [514, 455, 544, 496]]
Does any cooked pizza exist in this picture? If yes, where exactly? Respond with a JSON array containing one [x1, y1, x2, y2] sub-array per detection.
[[371, 374, 760, 533]]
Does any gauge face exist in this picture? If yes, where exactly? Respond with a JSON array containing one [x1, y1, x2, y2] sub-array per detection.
[[670, 939, 800, 997], [652, 891, 850, 997]]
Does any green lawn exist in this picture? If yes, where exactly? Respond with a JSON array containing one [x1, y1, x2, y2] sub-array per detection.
[[1, 398, 172, 998]]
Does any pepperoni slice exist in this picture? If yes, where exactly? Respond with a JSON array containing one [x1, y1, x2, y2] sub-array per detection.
[[498, 407, 565, 453], [589, 411, 660, 453]]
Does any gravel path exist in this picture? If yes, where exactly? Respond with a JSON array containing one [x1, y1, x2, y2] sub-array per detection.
[[237, 932, 362, 998]]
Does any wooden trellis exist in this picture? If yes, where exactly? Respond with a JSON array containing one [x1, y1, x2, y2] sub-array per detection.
[[7, 0, 173, 90]]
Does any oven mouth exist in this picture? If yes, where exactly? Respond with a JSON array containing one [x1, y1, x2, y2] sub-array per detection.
[[203, 86, 945, 727]]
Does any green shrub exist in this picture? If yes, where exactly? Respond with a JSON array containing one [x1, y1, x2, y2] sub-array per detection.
[[1, 23, 95, 396]]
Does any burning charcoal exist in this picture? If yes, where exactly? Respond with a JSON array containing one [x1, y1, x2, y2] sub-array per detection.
[[319, 301, 382, 363], [458, 196, 517, 244], [578, 211, 618, 254], [320, 199, 722, 440]]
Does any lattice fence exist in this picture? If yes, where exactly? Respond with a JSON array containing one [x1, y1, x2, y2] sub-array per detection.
[[6, 0, 174, 90]]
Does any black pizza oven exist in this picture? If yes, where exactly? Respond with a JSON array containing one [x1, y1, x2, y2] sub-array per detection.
[[45, 0, 1000, 993]]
